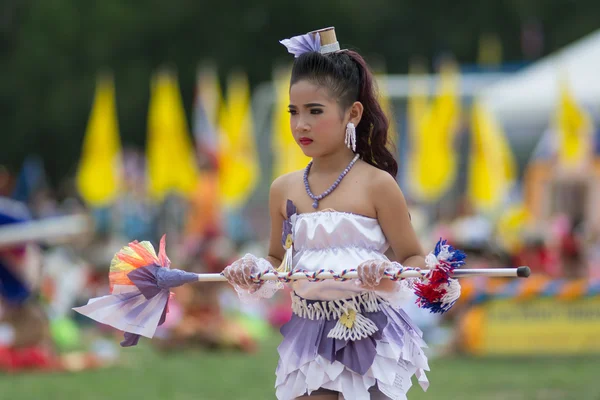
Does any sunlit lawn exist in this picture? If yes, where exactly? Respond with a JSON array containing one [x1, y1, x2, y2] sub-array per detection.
[[2, 333, 599, 400]]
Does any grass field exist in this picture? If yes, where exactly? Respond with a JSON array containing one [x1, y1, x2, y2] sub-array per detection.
[[2, 333, 599, 400]]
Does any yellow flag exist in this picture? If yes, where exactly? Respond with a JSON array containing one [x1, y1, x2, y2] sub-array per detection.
[[409, 61, 460, 201], [146, 70, 199, 201], [76, 74, 121, 207], [271, 66, 311, 178], [468, 100, 516, 210], [556, 78, 592, 167], [217, 71, 260, 209]]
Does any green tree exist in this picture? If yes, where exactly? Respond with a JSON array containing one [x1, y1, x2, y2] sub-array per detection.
[[1, 0, 599, 184]]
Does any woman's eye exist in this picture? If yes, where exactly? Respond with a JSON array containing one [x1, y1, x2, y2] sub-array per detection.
[[310, 109, 323, 115], [287, 109, 297, 115]]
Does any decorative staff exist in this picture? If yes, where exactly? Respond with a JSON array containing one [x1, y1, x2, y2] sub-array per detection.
[[73, 235, 530, 347]]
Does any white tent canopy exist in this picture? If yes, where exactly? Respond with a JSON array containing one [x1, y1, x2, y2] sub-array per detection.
[[481, 29, 600, 124]]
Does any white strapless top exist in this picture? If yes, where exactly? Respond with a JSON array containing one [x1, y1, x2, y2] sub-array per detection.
[[290, 211, 390, 300]]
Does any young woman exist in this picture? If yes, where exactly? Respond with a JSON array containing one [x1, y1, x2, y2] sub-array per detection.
[[224, 27, 446, 400]]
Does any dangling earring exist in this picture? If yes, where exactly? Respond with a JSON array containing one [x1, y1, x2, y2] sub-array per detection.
[[345, 122, 356, 152]]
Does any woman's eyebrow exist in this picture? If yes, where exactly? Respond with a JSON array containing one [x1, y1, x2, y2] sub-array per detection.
[[304, 103, 325, 107]]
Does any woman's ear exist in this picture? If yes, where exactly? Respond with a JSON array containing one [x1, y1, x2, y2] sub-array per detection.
[[349, 101, 364, 126]]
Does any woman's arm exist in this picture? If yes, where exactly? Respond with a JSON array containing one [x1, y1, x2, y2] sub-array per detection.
[[371, 171, 426, 291], [222, 176, 288, 300], [265, 174, 287, 269]]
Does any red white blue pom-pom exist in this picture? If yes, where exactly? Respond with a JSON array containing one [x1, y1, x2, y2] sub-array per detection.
[[414, 239, 466, 314]]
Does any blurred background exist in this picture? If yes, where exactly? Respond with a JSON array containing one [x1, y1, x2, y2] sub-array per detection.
[[1, 1, 600, 399]]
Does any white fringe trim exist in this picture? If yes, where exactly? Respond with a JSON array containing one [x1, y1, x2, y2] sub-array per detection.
[[291, 291, 381, 321], [291, 291, 385, 342], [327, 312, 379, 341]]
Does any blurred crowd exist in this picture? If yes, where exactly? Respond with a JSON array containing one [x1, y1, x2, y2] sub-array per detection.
[[1, 140, 599, 374]]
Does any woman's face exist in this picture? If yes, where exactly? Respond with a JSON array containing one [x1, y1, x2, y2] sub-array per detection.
[[288, 80, 348, 158]]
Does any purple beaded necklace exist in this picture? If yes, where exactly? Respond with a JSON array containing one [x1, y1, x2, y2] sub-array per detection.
[[304, 154, 360, 209]]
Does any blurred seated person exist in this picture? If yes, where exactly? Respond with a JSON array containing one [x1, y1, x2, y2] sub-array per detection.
[[514, 236, 559, 278], [0, 197, 54, 371]]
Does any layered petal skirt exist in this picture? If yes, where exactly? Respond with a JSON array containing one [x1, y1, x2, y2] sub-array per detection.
[[275, 291, 430, 400]]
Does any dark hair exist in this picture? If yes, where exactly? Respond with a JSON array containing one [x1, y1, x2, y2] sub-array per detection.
[[290, 50, 398, 177]]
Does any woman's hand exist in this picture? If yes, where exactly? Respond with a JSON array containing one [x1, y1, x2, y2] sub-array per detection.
[[356, 259, 391, 290], [222, 254, 263, 293]]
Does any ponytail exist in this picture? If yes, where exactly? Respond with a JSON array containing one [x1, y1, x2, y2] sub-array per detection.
[[346, 51, 398, 177], [291, 50, 398, 177]]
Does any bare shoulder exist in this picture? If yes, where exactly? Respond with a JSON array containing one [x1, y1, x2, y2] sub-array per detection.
[[270, 170, 304, 216], [359, 163, 400, 196], [360, 165, 408, 216], [271, 170, 303, 194]]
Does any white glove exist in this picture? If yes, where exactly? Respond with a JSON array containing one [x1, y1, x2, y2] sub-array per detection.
[[222, 254, 283, 301], [223, 253, 263, 293], [356, 260, 418, 308], [356, 259, 390, 289]]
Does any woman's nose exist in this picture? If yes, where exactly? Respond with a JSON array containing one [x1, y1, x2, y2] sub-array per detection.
[[295, 118, 310, 132]]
